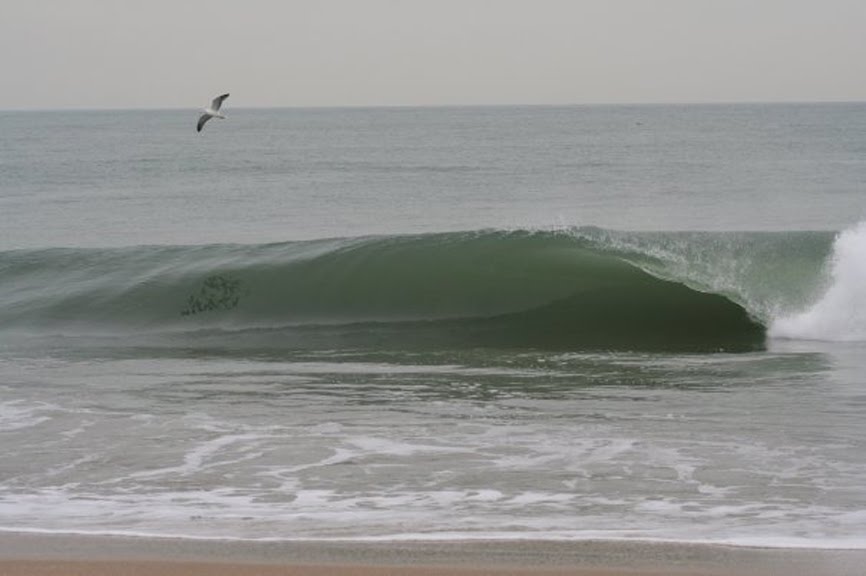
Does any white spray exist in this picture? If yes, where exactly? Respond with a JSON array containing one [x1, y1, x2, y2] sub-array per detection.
[[770, 221, 866, 342]]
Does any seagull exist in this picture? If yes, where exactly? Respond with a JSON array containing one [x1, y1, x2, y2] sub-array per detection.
[[197, 93, 230, 132]]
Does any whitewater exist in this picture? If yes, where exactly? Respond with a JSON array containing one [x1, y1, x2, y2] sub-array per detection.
[[770, 221, 866, 341], [1, 104, 866, 549]]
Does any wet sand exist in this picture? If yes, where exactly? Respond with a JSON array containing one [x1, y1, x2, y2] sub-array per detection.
[[0, 533, 864, 576]]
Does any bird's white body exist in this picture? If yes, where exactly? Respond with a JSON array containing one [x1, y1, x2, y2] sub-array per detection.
[[203, 107, 225, 119], [197, 93, 230, 132]]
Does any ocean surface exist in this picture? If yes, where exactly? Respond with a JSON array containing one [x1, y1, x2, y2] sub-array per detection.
[[1, 104, 865, 547]]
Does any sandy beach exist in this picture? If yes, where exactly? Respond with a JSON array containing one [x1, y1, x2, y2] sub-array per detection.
[[1, 533, 865, 576], [0, 560, 689, 576]]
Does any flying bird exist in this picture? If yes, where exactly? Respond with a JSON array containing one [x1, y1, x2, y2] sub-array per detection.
[[197, 93, 230, 132]]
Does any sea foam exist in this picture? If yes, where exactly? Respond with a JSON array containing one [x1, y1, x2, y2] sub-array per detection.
[[770, 221, 866, 341]]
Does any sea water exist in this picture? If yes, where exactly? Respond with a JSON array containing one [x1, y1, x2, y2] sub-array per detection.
[[1, 104, 865, 547]]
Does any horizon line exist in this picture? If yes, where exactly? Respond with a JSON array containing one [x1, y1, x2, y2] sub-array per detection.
[[2, 98, 866, 114]]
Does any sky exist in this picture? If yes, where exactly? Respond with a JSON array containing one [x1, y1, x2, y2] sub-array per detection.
[[2, 0, 865, 110]]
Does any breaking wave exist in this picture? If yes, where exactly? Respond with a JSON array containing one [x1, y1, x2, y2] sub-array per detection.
[[2, 224, 859, 352]]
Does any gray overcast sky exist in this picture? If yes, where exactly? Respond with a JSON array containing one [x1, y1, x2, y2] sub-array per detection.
[[2, 0, 865, 109]]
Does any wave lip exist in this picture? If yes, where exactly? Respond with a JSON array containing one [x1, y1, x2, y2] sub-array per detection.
[[770, 222, 866, 342], [0, 229, 774, 352]]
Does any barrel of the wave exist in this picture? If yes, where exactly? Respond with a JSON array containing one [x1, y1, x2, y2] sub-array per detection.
[[0, 231, 768, 352]]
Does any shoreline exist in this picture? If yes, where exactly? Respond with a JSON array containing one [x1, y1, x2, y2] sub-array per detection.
[[2, 533, 865, 576]]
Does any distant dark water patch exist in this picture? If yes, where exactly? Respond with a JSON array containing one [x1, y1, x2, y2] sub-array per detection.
[[181, 275, 242, 317]]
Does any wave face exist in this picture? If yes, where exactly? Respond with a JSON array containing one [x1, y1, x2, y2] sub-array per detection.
[[0, 227, 848, 352]]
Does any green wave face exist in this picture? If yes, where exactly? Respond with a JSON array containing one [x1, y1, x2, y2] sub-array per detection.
[[0, 228, 836, 352]]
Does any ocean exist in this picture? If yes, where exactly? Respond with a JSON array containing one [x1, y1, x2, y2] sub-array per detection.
[[1, 104, 865, 547]]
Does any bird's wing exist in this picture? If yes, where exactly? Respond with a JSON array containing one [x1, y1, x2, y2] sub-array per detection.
[[211, 93, 230, 111], [197, 113, 212, 132]]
